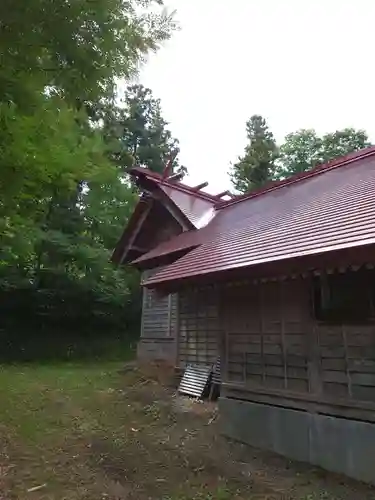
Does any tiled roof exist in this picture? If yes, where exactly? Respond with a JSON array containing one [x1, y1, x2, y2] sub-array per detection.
[[112, 167, 220, 264], [159, 184, 215, 228], [130, 166, 217, 229], [130, 166, 218, 202], [143, 147, 375, 287]]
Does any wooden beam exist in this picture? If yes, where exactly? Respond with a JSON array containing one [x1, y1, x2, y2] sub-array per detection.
[[166, 172, 184, 182], [162, 150, 178, 179], [192, 181, 209, 191], [215, 190, 232, 198], [222, 383, 375, 423], [120, 200, 153, 264], [129, 245, 148, 253]]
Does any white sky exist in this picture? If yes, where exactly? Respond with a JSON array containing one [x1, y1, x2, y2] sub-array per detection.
[[139, 0, 375, 194]]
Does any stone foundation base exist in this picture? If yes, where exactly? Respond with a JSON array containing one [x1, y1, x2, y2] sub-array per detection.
[[219, 397, 375, 485], [137, 337, 176, 363]]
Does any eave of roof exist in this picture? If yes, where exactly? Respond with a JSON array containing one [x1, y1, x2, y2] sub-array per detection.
[[131, 224, 207, 267], [130, 166, 219, 203], [111, 196, 150, 264], [112, 166, 221, 265], [133, 146, 375, 268], [143, 146, 375, 287]]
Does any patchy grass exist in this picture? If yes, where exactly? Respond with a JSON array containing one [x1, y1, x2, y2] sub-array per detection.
[[0, 362, 374, 499]]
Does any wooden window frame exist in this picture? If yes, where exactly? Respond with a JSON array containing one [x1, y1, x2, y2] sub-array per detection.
[[312, 270, 375, 325]]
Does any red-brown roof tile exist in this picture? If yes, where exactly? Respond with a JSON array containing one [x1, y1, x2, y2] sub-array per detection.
[[134, 147, 375, 268], [130, 166, 217, 229], [159, 184, 215, 227], [143, 147, 375, 287], [113, 167, 219, 264], [130, 166, 218, 203]]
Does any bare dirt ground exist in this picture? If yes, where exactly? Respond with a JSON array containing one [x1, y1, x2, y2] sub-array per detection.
[[0, 362, 374, 499]]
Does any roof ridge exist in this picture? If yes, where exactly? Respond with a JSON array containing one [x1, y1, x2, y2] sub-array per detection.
[[130, 166, 217, 203], [217, 145, 375, 210]]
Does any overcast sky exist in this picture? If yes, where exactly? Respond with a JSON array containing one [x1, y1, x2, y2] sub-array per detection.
[[139, 0, 375, 194]]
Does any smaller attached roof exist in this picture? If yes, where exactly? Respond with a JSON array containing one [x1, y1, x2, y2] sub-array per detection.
[[159, 183, 215, 227], [129, 166, 219, 229], [112, 165, 226, 265], [143, 146, 375, 288]]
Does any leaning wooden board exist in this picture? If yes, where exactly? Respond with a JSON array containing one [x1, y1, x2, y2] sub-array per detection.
[[178, 364, 212, 398]]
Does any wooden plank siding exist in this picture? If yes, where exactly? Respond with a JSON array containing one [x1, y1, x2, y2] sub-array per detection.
[[138, 267, 178, 364], [141, 267, 178, 340], [178, 285, 221, 368], [220, 276, 375, 422], [140, 273, 221, 368], [316, 323, 375, 403], [221, 278, 310, 391]]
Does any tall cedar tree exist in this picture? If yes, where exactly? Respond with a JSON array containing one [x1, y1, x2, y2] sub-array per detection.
[[230, 115, 278, 193], [275, 128, 371, 179], [101, 84, 187, 176]]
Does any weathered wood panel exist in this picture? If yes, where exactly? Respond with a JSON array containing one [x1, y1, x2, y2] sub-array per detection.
[[316, 323, 375, 403], [138, 267, 178, 364], [178, 285, 220, 368], [141, 267, 177, 340], [221, 270, 375, 416], [222, 278, 311, 394]]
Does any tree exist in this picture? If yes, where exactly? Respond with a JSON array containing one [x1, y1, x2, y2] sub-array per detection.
[[0, 96, 106, 222], [230, 115, 278, 193], [0, 1, 177, 222], [276, 128, 372, 179], [0, 0, 176, 106], [102, 84, 186, 175], [0, 0, 178, 358]]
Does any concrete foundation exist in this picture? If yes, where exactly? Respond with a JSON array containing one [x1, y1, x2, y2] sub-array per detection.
[[219, 397, 375, 485], [137, 337, 176, 363]]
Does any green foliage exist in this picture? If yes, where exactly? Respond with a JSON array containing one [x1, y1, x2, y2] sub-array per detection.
[[231, 120, 372, 191], [0, 0, 178, 357], [230, 115, 278, 193], [0, 95, 142, 343], [102, 83, 187, 175], [275, 128, 371, 179], [0, 96, 105, 220], [0, 0, 176, 105]]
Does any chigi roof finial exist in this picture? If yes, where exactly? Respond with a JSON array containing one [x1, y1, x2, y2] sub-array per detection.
[[162, 150, 178, 179]]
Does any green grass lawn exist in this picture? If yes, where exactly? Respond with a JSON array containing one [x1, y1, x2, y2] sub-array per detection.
[[0, 362, 374, 500], [0, 362, 240, 499], [0, 362, 130, 498]]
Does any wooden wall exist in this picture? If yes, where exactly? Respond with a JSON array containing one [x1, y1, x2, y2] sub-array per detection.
[[138, 267, 177, 363], [220, 276, 375, 422], [178, 285, 221, 368], [139, 277, 222, 368], [139, 263, 375, 412], [222, 278, 310, 391], [316, 323, 375, 404], [141, 268, 177, 339]]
